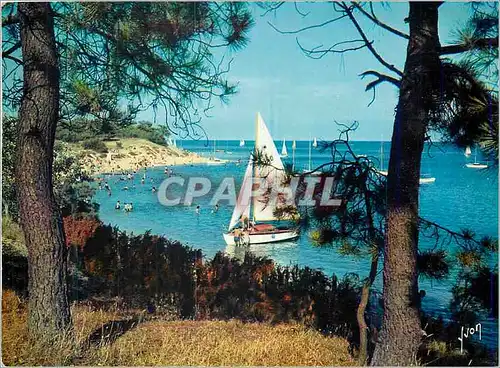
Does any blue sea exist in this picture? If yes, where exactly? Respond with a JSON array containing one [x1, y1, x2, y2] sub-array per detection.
[[94, 140, 498, 348]]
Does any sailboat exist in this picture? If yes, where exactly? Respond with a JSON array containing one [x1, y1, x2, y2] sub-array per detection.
[[239, 139, 245, 147], [312, 137, 318, 148], [466, 147, 488, 169], [376, 140, 435, 184], [419, 175, 436, 184], [207, 139, 222, 164], [465, 146, 472, 157], [292, 140, 296, 171], [377, 139, 388, 176], [281, 139, 288, 157], [225, 140, 233, 154], [223, 113, 300, 246]]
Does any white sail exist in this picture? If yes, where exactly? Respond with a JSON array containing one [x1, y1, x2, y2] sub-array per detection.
[[465, 146, 472, 156], [281, 139, 288, 156], [228, 158, 253, 230], [292, 140, 296, 149], [253, 113, 287, 222], [313, 137, 318, 148], [240, 139, 245, 147]]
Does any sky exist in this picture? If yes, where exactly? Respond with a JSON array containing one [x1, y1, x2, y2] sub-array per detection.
[[1, 2, 476, 142], [137, 2, 473, 141]]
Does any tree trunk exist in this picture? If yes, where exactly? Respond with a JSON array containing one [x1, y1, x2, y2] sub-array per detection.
[[371, 2, 441, 365], [16, 3, 72, 340], [357, 254, 378, 366], [357, 176, 380, 366]]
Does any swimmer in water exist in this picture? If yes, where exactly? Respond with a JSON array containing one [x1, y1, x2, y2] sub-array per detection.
[[115, 200, 121, 210], [195, 205, 200, 215]]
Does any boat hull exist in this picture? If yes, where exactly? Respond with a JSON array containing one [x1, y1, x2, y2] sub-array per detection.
[[223, 229, 299, 246], [419, 177, 436, 184], [466, 163, 488, 169]]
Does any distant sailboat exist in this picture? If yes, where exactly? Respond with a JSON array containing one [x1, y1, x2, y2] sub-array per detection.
[[240, 139, 245, 147], [465, 146, 472, 157], [222, 113, 299, 246], [312, 137, 318, 148], [208, 139, 222, 163], [466, 147, 488, 169], [376, 139, 435, 183], [225, 140, 232, 154], [302, 137, 313, 173], [292, 140, 296, 171], [377, 139, 388, 176], [281, 139, 288, 157], [419, 176, 436, 184]]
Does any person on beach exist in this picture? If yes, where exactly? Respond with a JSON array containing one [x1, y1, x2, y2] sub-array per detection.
[[115, 201, 121, 210]]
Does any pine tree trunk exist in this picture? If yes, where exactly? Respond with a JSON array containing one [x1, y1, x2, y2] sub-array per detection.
[[357, 180, 379, 365], [16, 3, 72, 340], [357, 254, 378, 365], [371, 2, 441, 365]]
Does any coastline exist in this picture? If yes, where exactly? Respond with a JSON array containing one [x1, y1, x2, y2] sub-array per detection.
[[70, 138, 227, 175]]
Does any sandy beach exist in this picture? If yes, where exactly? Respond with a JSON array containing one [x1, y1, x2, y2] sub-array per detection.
[[69, 138, 226, 175]]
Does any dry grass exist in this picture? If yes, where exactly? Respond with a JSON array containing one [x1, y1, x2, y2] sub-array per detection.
[[89, 320, 355, 366], [2, 290, 355, 366]]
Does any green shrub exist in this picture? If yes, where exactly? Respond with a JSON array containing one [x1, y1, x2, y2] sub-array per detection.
[[2, 217, 28, 293], [82, 138, 108, 153], [117, 122, 169, 146]]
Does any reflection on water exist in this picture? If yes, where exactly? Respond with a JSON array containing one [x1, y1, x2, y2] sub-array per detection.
[[225, 241, 299, 263]]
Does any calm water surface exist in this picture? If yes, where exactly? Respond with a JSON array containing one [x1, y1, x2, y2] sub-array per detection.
[[94, 140, 498, 347]]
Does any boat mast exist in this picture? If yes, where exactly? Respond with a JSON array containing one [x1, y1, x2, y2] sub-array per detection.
[[380, 135, 384, 171], [252, 113, 260, 223], [308, 135, 312, 171]]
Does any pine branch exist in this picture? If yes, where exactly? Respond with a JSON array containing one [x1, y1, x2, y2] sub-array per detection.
[[439, 37, 499, 55], [2, 14, 19, 26], [352, 2, 409, 40], [341, 2, 403, 77], [360, 70, 401, 89], [267, 13, 348, 35], [1, 41, 21, 58]]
